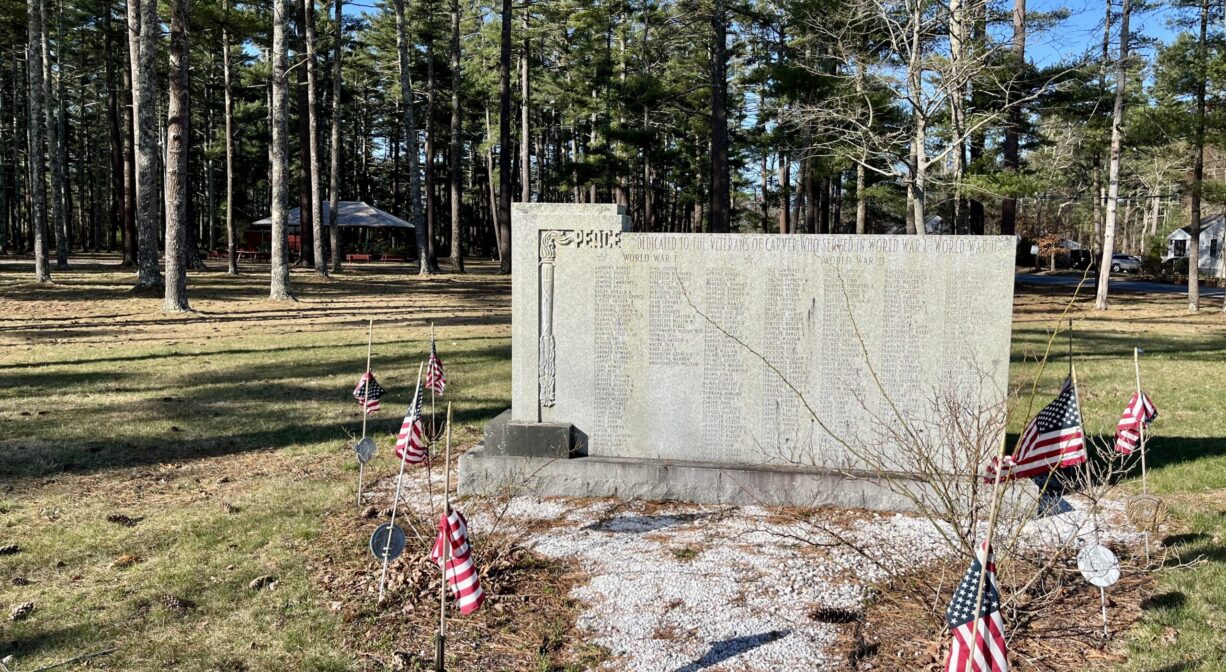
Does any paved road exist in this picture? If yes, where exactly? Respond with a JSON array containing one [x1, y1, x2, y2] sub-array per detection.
[[1017, 273, 1225, 299]]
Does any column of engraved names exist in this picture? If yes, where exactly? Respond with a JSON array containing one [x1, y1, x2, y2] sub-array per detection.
[[592, 264, 633, 455], [816, 267, 870, 465], [648, 267, 699, 367], [701, 267, 748, 463], [759, 267, 807, 462], [878, 267, 928, 427]]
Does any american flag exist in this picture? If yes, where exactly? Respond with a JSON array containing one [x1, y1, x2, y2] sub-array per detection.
[[1115, 391, 1157, 454], [426, 336, 446, 396], [394, 379, 427, 464], [352, 371, 385, 415], [985, 377, 1086, 482], [944, 542, 1008, 672], [430, 508, 486, 615]]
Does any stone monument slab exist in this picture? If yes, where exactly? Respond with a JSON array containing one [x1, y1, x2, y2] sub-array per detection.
[[459, 203, 1017, 510]]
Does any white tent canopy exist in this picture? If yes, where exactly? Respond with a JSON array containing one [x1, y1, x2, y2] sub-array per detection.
[[251, 201, 413, 230]]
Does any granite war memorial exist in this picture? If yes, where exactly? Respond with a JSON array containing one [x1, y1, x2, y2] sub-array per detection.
[[460, 204, 1017, 510]]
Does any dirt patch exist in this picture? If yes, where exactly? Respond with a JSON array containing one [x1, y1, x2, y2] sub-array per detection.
[[311, 502, 605, 671], [844, 550, 1154, 671]]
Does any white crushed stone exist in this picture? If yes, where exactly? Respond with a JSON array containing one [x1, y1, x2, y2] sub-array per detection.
[[367, 474, 1141, 671]]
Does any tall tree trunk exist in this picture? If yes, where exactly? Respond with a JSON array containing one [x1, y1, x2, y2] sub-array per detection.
[[304, 0, 327, 276], [391, 0, 428, 275], [42, 0, 66, 269], [1188, 0, 1208, 312], [855, 162, 867, 234], [948, 0, 967, 234], [708, 0, 730, 233], [295, 10, 313, 269], [425, 23, 439, 271], [803, 159, 815, 233], [818, 176, 830, 234], [520, 1, 531, 203], [853, 62, 868, 234], [223, 0, 238, 274], [831, 173, 842, 233], [908, 0, 926, 236], [0, 64, 6, 254], [269, 0, 294, 300], [448, 0, 464, 272], [164, 0, 190, 311], [106, 6, 124, 259], [1094, 0, 1130, 310], [134, 0, 162, 289], [999, 0, 1025, 236], [778, 152, 790, 234], [328, 0, 343, 272], [497, 0, 512, 273], [122, 4, 138, 267], [486, 107, 499, 252], [27, 0, 50, 282]]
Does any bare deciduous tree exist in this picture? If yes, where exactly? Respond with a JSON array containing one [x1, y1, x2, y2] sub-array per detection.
[[1095, 0, 1131, 311], [790, 0, 1050, 233]]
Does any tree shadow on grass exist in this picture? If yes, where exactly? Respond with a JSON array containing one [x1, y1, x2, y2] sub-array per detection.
[[0, 344, 511, 485], [0, 621, 113, 662], [1008, 328, 1226, 365], [1140, 591, 1187, 611]]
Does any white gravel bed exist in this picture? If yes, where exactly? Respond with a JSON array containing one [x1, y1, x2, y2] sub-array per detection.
[[367, 471, 1140, 671]]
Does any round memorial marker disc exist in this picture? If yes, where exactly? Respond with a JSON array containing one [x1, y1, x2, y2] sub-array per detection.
[[353, 437, 376, 465], [1126, 494, 1167, 532], [369, 523, 406, 562], [1077, 544, 1121, 588]]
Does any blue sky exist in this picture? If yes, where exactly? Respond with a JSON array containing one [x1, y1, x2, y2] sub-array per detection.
[[1028, 0, 1181, 68]]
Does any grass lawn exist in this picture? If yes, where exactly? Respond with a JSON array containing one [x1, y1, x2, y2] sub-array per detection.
[[1, 257, 1223, 671]]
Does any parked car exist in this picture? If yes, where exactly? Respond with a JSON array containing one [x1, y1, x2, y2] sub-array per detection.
[[1070, 250, 1094, 270], [1110, 254, 1142, 274]]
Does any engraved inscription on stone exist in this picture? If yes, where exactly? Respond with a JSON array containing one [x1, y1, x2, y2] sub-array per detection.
[[592, 263, 633, 452], [518, 222, 1015, 472]]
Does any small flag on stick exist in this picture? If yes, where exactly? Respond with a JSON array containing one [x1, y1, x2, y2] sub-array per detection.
[[426, 335, 446, 396], [944, 542, 1008, 672], [353, 371, 385, 415], [984, 376, 1086, 482], [1115, 391, 1157, 455], [430, 508, 486, 616], [395, 372, 428, 464]]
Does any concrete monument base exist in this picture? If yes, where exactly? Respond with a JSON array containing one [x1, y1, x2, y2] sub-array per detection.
[[457, 444, 1038, 513]]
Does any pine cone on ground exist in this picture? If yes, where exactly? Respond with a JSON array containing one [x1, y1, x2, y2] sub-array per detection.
[[10, 602, 34, 622]]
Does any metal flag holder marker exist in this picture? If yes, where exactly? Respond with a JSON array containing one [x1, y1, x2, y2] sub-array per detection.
[[435, 403, 453, 672], [353, 437, 376, 506], [377, 362, 425, 601], [1077, 542, 1121, 638], [369, 522, 406, 563]]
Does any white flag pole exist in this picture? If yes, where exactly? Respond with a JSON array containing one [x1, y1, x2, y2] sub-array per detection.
[[378, 361, 424, 602], [431, 322, 438, 438], [358, 319, 374, 506], [1072, 363, 1110, 636], [1134, 346, 1151, 563], [435, 403, 452, 672], [362, 319, 373, 439], [1134, 347, 1148, 495]]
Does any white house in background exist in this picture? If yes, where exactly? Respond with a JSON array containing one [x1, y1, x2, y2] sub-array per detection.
[[1165, 215, 1226, 276]]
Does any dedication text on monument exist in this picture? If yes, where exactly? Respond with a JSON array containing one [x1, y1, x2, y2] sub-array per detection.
[[510, 204, 1016, 473]]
